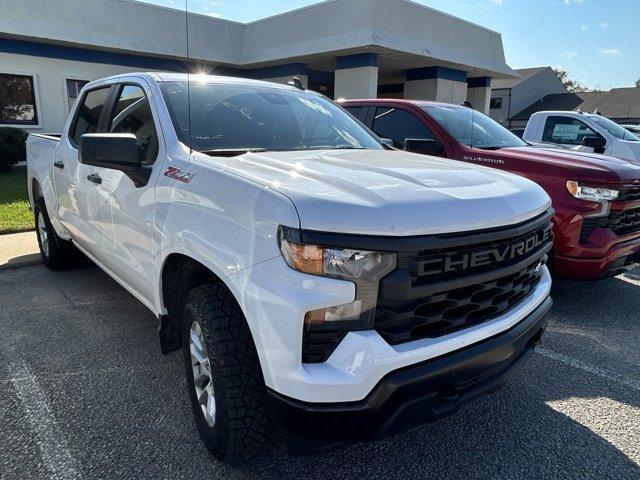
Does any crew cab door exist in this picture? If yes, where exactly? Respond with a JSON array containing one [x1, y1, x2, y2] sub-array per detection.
[[53, 85, 115, 251], [344, 105, 447, 157], [540, 115, 609, 154], [89, 81, 163, 302]]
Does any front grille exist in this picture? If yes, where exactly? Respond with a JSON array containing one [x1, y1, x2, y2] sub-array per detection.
[[300, 209, 553, 363], [374, 212, 553, 347], [604, 207, 640, 235], [302, 329, 347, 364], [617, 187, 640, 202], [375, 260, 545, 344], [580, 217, 600, 243], [580, 206, 640, 243]]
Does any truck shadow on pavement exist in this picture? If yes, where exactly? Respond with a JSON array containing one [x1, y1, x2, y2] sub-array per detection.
[[0, 265, 638, 480]]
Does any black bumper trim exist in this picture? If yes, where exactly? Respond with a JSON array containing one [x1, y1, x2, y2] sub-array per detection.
[[268, 296, 552, 442]]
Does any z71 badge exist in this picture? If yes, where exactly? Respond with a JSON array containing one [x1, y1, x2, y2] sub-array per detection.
[[164, 166, 196, 183]]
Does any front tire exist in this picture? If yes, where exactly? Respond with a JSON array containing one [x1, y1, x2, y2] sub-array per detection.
[[181, 283, 272, 461], [34, 199, 78, 270]]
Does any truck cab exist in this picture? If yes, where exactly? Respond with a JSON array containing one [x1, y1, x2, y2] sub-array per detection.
[[523, 111, 640, 161]]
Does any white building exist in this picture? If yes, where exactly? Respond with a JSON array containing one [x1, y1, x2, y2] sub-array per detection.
[[489, 66, 568, 127], [0, 0, 518, 133]]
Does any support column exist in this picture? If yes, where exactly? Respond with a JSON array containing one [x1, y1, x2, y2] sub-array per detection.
[[334, 53, 378, 100], [404, 66, 467, 104], [466, 77, 492, 114]]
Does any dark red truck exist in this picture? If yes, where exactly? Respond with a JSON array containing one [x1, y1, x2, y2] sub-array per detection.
[[341, 99, 640, 279]]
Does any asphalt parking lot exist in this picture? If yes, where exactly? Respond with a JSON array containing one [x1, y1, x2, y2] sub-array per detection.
[[0, 264, 639, 480]]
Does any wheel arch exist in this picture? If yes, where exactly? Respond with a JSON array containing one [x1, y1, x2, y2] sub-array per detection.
[[157, 252, 245, 354], [30, 177, 43, 205]]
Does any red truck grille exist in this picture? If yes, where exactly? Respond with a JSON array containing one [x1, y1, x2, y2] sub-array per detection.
[[605, 207, 640, 235], [617, 187, 640, 202], [580, 206, 640, 242]]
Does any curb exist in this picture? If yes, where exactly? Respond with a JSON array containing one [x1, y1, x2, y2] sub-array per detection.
[[0, 253, 42, 271], [0, 228, 35, 236]]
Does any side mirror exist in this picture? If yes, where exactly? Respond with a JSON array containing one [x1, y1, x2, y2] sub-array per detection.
[[403, 138, 445, 157], [582, 135, 606, 154], [380, 138, 395, 149], [79, 133, 141, 171]]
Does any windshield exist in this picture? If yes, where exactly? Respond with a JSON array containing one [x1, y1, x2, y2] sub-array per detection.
[[590, 115, 640, 142], [422, 104, 526, 150], [160, 80, 383, 153]]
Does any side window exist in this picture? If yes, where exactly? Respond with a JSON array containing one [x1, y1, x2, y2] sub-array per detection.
[[542, 116, 600, 145], [108, 85, 159, 165], [71, 87, 111, 146], [66, 79, 90, 113], [344, 106, 368, 124], [372, 107, 436, 148], [490, 97, 503, 110]]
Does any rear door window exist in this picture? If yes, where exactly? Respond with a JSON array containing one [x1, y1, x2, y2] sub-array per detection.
[[70, 87, 111, 147], [108, 85, 159, 165], [542, 116, 601, 145], [372, 107, 436, 148], [343, 106, 369, 124]]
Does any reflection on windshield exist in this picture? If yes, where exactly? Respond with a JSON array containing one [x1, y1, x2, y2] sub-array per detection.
[[591, 115, 640, 142], [422, 104, 526, 150], [159, 81, 383, 153]]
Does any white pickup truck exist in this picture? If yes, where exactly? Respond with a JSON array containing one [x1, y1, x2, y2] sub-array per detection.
[[523, 110, 640, 161], [27, 72, 553, 460]]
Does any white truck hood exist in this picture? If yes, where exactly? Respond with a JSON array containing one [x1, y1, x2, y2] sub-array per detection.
[[206, 149, 551, 236]]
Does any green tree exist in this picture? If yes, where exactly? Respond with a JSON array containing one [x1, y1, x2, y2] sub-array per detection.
[[553, 68, 591, 93]]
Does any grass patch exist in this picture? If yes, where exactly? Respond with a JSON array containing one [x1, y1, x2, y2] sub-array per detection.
[[0, 165, 33, 234]]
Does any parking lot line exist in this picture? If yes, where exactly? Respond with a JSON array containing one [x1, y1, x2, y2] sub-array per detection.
[[536, 347, 640, 393], [9, 359, 82, 480]]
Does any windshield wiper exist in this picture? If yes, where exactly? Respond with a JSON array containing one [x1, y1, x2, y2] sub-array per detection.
[[200, 148, 267, 157], [476, 146, 505, 151], [301, 145, 366, 150]]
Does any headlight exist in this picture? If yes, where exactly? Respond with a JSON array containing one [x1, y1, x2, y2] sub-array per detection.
[[566, 181, 618, 202], [279, 231, 396, 327]]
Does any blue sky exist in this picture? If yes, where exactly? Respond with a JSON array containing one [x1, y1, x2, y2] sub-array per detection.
[[140, 0, 639, 90]]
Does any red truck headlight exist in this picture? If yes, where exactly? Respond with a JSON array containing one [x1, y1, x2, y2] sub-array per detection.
[[566, 181, 619, 202]]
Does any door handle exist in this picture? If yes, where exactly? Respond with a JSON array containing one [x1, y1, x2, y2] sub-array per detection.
[[53, 160, 64, 169], [87, 173, 102, 185]]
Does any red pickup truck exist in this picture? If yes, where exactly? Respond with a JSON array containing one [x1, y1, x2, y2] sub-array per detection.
[[341, 99, 640, 279]]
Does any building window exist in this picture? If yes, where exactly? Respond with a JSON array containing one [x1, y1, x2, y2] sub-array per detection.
[[0, 73, 38, 125], [66, 79, 90, 112], [490, 97, 503, 110]]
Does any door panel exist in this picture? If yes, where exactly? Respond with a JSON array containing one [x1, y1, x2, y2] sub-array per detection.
[[91, 83, 161, 300], [54, 86, 113, 253]]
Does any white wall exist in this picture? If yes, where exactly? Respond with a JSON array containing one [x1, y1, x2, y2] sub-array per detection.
[[0, 0, 516, 76], [404, 78, 467, 104], [466, 86, 491, 114], [510, 68, 567, 118], [0, 52, 164, 133], [489, 88, 511, 124], [334, 66, 379, 100]]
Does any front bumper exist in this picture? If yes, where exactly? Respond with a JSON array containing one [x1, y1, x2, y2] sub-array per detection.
[[554, 234, 640, 279], [268, 295, 552, 442]]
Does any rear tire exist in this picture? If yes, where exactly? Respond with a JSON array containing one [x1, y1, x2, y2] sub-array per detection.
[[181, 283, 273, 462], [34, 199, 79, 270]]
